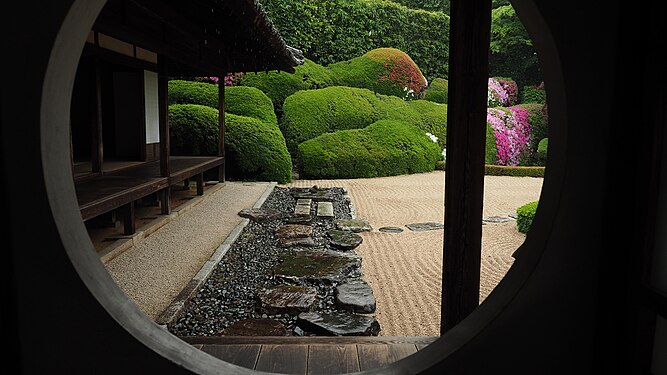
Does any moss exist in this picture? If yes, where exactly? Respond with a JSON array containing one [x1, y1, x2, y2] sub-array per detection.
[[298, 119, 442, 179], [225, 113, 292, 184], [423, 78, 448, 103], [329, 48, 427, 98], [516, 200, 539, 233]]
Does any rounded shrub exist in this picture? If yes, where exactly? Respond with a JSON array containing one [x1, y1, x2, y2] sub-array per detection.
[[406, 100, 448, 149], [487, 77, 519, 107], [168, 80, 218, 108], [239, 59, 334, 113], [225, 113, 292, 184], [486, 103, 547, 166], [281, 86, 385, 155], [298, 119, 442, 179], [329, 48, 428, 99], [169, 104, 219, 156], [224, 86, 277, 125], [537, 137, 548, 164], [522, 82, 547, 104], [516, 200, 539, 234], [423, 78, 449, 103]]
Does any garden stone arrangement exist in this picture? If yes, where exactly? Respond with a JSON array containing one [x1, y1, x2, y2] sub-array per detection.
[[168, 186, 380, 337]]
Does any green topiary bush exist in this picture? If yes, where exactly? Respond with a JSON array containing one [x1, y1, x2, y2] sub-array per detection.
[[298, 119, 442, 179], [281, 86, 386, 155], [423, 78, 449, 103], [225, 114, 293, 184], [516, 200, 539, 234], [406, 100, 448, 149], [329, 48, 428, 99], [239, 59, 334, 113], [169, 104, 220, 156], [168, 80, 276, 124], [537, 137, 548, 164], [485, 123, 498, 164]]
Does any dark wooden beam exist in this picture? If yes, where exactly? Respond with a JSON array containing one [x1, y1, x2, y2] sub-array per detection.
[[120, 201, 136, 235], [91, 57, 104, 173], [218, 78, 226, 183], [441, 0, 493, 334], [158, 54, 169, 178]]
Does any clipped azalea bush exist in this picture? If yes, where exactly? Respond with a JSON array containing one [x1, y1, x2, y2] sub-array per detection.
[[225, 113, 292, 184], [516, 200, 539, 234], [423, 78, 448, 103], [522, 82, 547, 104], [169, 104, 220, 156], [239, 59, 334, 113], [298, 120, 442, 179], [329, 48, 428, 99], [537, 138, 549, 164], [487, 77, 519, 107], [486, 103, 547, 166], [168, 80, 276, 125]]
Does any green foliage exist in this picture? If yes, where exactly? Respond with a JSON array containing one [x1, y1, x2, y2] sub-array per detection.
[[485, 123, 498, 164], [489, 5, 541, 91], [423, 78, 448, 103], [328, 48, 427, 99], [521, 84, 547, 104], [516, 200, 539, 234], [298, 119, 442, 179], [239, 59, 334, 113], [169, 104, 220, 156], [390, 0, 449, 12], [168, 80, 218, 108], [224, 86, 277, 125], [281, 86, 448, 156], [484, 165, 545, 177], [168, 80, 277, 124], [259, 0, 450, 81], [225, 114, 293, 183], [537, 138, 548, 164], [526, 103, 549, 154]]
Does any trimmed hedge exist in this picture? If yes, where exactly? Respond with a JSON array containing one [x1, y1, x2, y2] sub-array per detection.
[[537, 138, 548, 164], [169, 104, 220, 157], [522, 83, 547, 104], [281, 86, 447, 156], [484, 165, 545, 177], [516, 200, 539, 233], [168, 104, 292, 183], [225, 114, 293, 184], [238, 59, 334, 113], [423, 78, 448, 103], [329, 48, 427, 98], [168, 80, 276, 124], [298, 119, 442, 179]]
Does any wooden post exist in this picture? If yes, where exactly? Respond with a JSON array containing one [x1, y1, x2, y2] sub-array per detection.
[[158, 54, 171, 215], [441, 0, 493, 334], [196, 173, 204, 196], [218, 76, 226, 182], [120, 202, 135, 235], [91, 58, 104, 173]]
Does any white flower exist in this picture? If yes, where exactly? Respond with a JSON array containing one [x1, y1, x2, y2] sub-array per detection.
[[425, 132, 438, 143]]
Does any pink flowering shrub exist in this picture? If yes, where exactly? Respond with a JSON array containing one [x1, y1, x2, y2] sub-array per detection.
[[487, 77, 519, 107], [203, 73, 244, 86], [486, 104, 540, 166]]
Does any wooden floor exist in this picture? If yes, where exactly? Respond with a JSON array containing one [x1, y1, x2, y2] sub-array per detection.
[[181, 336, 438, 374]]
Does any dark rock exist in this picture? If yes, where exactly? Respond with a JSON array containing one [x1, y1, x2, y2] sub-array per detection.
[[378, 226, 404, 233], [222, 318, 289, 336], [482, 216, 513, 223], [327, 229, 363, 250], [278, 237, 317, 248], [335, 219, 372, 233], [335, 280, 376, 313], [405, 222, 444, 232], [291, 186, 335, 201], [258, 285, 317, 315], [274, 249, 361, 284], [297, 311, 380, 336], [275, 224, 312, 239], [238, 207, 282, 223], [286, 216, 312, 224]]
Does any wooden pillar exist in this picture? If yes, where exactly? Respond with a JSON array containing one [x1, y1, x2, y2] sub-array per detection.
[[120, 202, 135, 235], [218, 76, 226, 182], [91, 58, 104, 173], [441, 0, 493, 334], [158, 55, 171, 215], [196, 173, 204, 196]]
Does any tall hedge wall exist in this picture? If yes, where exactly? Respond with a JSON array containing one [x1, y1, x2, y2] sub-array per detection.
[[259, 0, 450, 81]]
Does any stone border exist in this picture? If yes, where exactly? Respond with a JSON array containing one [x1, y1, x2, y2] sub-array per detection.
[[155, 182, 277, 326]]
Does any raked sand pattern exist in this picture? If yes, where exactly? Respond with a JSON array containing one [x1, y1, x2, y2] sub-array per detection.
[[283, 172, 543, 336]]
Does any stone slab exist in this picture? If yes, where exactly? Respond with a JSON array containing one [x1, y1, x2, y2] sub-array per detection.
[[317, 202, 334, 217]]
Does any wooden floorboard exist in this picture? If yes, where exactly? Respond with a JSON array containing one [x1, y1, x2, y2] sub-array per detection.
[[200, 344, 261, 371], [357, 343, 418, 372], [307, 344, 360, 375], [255, 344, 309, 374]]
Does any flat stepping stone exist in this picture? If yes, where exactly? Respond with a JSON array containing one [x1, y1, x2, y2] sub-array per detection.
[[335, 219, 372, 233], [405, 222, 444, 232], [327, 229, 363, 250], [286, 216, 312, 224], [237, 207, 281, 223], [297, 311, 380, 336], [317, 202, 334, 218], [335, 280, 376, 313], [482, 216, 513, 223], [278, 237, 317, 248], [378, 226, 403, 233], [258, 285, 317, 314], [274, 249, 361, 284], [275, 224, 312, 239], [222, 318, 288, 336], [294, 199, 312, 217], [291, 187, 335, 201]]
